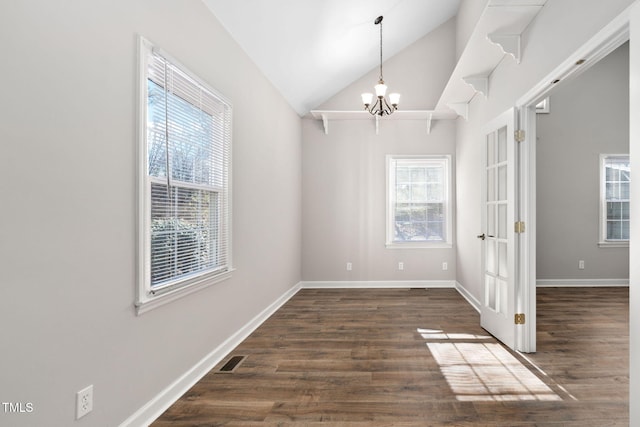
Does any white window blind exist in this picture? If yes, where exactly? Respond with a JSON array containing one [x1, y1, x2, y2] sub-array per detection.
[[138, 37, 232, 305]]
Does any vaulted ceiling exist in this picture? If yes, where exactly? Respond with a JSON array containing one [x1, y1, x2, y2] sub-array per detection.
[[202, 0, 461, 116]]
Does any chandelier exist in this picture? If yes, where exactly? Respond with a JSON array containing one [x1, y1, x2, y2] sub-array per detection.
[[361, 15, 400, 116]]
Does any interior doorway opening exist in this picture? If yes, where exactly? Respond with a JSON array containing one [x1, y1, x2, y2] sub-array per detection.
[[515, 19, 630, 353], [535, 42, 630, 291]]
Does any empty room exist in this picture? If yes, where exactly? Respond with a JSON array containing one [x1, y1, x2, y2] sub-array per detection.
[[1, 1, 638, 426]]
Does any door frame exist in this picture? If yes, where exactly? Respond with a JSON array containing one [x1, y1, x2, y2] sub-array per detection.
[[514, 9, 631, 353]]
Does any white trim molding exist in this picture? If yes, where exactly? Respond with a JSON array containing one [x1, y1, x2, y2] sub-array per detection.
[[300, 280, 456, 289], [455, 281, 481, 313], [536, 279, 629, 287], [136, 270, 234, 315], [120, 282, 302, 427]]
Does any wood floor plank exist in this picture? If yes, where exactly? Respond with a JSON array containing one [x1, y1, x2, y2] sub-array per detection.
[[152, 287, 629, 426]]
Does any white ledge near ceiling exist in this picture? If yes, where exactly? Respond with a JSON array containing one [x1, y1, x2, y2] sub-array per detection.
[[309, 110, 458, 135], [435, 0, 548, 120]]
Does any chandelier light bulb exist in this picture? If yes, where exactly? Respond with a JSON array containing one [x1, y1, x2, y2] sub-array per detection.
[[361, 92, 374, 106], [389, 93, 400, 106], [375, 82, 387, 98]]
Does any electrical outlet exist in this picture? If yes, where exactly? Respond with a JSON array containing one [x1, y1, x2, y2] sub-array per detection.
[[578, 260, 585, 270], [346, 262, 352, 271], [76, 385, 93, 419], [398, 262, 404, 271], [442, 262, 448, 271]]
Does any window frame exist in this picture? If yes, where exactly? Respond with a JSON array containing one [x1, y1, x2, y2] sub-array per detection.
[[385, 155, 453, 249], [136, 36, 233, 314], [599, 154, 630, 248]]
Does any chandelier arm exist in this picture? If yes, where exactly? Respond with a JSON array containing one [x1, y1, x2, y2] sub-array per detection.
[[364, 97, 398, 117], [382, 99, 391, 116], [365, 97, 378, 116], [367, 97, 380, 116], [387, 98, 396, 114], [382, 97, 396, 116]]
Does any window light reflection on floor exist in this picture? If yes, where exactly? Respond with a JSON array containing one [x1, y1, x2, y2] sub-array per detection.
[[418, 328, 562, 402]]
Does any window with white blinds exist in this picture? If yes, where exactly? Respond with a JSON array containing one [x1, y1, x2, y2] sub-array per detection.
[[137, 37, 232, 310], [386, 155, 452, 248], [600, 154, 630, 246]]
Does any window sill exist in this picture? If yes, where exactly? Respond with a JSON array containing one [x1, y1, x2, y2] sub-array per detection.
[[386, 242, 453, 249], [598, 241, 629, 248], [135, 269, 234, 315]]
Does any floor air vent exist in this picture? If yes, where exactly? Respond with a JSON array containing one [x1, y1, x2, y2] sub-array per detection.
[[217, 355, 246, 373]]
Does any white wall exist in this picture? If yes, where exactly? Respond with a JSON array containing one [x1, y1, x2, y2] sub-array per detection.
[[536, 43, 629, 282], [302, 19, 457, 283], [455, 0, 636, 301], [0, 1, 301, 426], [302, 119, 456, 282]]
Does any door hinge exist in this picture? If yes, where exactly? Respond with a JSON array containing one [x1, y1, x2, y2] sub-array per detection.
[[515, 313, 526, 325], [514, 221, 526, 233], [515, 129, 525, 142]]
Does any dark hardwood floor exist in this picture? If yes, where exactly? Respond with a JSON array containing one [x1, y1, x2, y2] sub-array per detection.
[[152, 287, 629, 426]]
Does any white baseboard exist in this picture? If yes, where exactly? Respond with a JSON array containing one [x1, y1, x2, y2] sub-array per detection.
[[300, 280, 456, 289], [536, 279, 629, 287], [301, 280, 480, 314], [119, 282, 303, 427], [454, 281, 481, 313]]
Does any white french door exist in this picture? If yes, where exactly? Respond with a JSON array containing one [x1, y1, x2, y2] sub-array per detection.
[[480, 108, 517, 349]]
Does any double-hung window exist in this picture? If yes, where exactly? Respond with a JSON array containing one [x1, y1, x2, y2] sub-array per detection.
[[137, 37, 232, 312], [386, 155, 452, 248], [599, 154, 630, 247]]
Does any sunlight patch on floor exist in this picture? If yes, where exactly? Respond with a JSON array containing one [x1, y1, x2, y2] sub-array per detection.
[[419, 329, 561, 402]]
